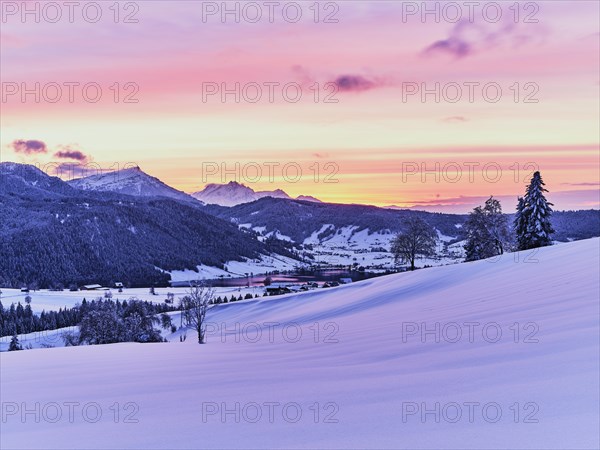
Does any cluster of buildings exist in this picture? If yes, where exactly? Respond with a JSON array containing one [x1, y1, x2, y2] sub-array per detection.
[[80, 282, 123, 291], [265, 278, 352, 296]]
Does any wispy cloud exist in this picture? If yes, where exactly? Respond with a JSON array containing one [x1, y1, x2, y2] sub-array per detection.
[[51, 162, 99, 179], [424, 36, 472, 59], [561, 182, 600, 187], [443, 116, 469, 123], [401, 190, 599, 213], [422, 19, 547, 59]]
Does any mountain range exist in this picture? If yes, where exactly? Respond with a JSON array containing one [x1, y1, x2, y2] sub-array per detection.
[[191, 181, 322, 206], [67, 168, 322, 207], [1, 162, 598, 288], [0, 163, 297, 288]]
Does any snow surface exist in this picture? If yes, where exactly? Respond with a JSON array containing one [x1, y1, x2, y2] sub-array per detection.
[[1, 239, 599, 449]]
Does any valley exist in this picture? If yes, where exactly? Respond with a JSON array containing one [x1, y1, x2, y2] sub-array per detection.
[[2, 163, 598, 289]]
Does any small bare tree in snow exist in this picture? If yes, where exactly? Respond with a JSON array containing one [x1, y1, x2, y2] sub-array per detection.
[[179, 284, 214, 344], [391, 217, 437, 271]]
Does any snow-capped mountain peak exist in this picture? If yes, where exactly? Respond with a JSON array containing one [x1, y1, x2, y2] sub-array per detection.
[[191, 181, 320, 206], [68, 167, 199, 204], [257, 188, 289, 198]]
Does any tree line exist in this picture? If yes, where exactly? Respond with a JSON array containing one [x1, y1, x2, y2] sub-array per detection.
[[391, 171, 556, 267], [0, 297, 178, 339]]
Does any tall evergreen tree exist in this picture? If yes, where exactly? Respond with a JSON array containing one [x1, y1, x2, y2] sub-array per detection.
[[514, 196, 528, 250], [515, 171, 554, 250]]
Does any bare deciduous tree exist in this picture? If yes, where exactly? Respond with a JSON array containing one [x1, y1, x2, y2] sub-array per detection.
[[390, 217, 437, 271], [179, 284, 214, 344]]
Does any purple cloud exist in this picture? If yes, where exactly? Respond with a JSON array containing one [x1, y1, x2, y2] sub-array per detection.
[[332, 75, 377, 92], [292, 66, 385, 93], [422, 19, 547, 60], [54, 148, 89, 162], [424, 37, 472, 59], [10, 139, 48, 155]]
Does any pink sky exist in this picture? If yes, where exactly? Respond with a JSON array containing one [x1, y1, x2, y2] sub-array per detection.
[[1, 1, 598, 212]]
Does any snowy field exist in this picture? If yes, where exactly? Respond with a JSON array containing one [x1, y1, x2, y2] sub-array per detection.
[[167, 253, 301, 282], [239, 224, 465, 272], [1, 239, 599, 449], [307, 226, 464, 269]]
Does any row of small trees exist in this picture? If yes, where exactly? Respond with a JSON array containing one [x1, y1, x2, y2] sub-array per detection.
[[5, 286, 217, 349], [3, 298, 179, 350], [391, 171, 554, 267], [0, 300, 80, 337]]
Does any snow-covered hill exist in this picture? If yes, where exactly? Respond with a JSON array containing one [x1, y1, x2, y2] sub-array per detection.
[[192, 181, 320, 206], [69, 167, 199, 204], [1, 239, 599, 449]]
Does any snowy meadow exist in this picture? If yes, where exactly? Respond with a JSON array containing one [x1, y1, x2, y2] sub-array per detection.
[[2, 239, 599, 449]]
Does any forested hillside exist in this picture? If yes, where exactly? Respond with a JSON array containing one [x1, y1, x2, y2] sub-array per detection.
[[203, 197, 600, 245], [0, 163, 294, 288], [203, 197, 469, 242]]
